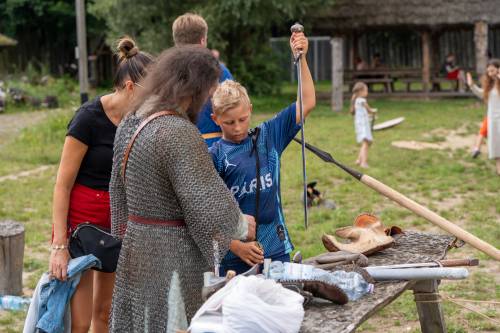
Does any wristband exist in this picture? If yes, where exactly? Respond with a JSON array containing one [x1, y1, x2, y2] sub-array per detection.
[[50, 244, 68, 251]]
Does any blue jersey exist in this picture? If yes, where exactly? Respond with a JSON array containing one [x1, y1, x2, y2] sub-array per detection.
[[209, 104, 300, 264], [197, 63, 233, 147]]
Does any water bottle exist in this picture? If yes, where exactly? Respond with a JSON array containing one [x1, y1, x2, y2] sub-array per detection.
[[268, 261, 284, 280], [0, 295, 31, 311], [319, 270, 374, 301]]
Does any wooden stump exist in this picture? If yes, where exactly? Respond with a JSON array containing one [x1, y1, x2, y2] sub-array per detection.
[[0, 220, 25, 295]]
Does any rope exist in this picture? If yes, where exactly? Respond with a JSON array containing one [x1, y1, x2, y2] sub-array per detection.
[[441, 295, 500, 326], [444, 297, 500, 305], [412, 292, 499, 325]]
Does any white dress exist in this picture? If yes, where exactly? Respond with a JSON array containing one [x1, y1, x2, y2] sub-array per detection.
[[354, 97, 373, 143], [471, 85, 500, 158]]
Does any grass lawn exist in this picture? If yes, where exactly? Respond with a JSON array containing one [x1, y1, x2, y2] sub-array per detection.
[[0, 92, 498, 332]]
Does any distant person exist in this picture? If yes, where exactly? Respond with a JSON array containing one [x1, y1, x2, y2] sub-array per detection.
[[355, 56, 368, 71], [467, 60, 500, 174], [49, 37, 153, 333], [350, 82, 377, 168], [371, 52, 383, 68], [172, 13, 233, 147], [441, 53, 465, 91], [467, 72, 489, 158]]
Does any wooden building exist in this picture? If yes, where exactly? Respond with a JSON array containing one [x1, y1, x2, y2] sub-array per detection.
[[311, 0, 500, 110]]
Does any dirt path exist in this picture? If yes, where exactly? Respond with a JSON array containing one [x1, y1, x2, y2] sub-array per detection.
[[0, 110, 51, 147]]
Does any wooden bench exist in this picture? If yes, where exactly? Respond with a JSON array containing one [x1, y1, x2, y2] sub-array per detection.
[[301, 231, 454, 333], [346, 78, 394, 93], [432, 77, 460, 92], [398, 78, 424, 92]]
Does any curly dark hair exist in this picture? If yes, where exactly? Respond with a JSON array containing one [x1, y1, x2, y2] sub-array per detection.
[[130, 45, 220, 123]]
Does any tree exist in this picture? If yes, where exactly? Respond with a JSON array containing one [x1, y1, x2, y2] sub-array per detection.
[[0, 0, 105, 74], [89, 0, 331, 94]]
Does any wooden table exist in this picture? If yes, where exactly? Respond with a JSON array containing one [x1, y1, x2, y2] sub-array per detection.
[[300, 231, 454, 333]]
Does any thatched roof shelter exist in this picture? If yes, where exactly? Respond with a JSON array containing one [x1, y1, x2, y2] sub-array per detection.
[[0, 33, 17, 47], [311, 1, 500, 109], [314, 0, 500, 31]]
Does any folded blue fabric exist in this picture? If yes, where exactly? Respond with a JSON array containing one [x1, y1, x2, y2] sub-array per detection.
[[36, 255, 101, 333]]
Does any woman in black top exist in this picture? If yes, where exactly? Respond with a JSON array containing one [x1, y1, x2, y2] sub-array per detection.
[[49, 37, 153, 333]]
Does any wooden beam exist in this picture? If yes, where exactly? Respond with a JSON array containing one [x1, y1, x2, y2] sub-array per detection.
[[422, 31, 431, 94], [331, 37, 344, 112], [412, 280, 447, 333], [474, 21, 488, 76]]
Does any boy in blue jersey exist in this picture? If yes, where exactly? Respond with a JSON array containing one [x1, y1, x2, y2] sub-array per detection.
[[173, 13, 233, 147], [209, 31, 315, 274]]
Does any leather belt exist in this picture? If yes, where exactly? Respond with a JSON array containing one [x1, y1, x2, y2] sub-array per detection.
[[129, 214, 186, 227], [201, 132, 223, 140]]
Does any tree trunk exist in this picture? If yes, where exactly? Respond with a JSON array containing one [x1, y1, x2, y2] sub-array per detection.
[[0, 220, 25, 295]]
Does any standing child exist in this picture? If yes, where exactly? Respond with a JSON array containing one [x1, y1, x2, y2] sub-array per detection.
[[351, 82, 377, 168], [467, 72, 490, 158], [209, 31, 315, 274], [467, 60, 500, 175]]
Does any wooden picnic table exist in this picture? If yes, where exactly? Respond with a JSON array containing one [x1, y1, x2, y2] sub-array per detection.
[[300, 231, 455, 333]]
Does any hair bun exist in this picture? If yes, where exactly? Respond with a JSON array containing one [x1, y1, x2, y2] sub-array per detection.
[[117, 36, 139, 60]]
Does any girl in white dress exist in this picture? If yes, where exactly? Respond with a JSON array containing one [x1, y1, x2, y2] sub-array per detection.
[[350, 82, 377, 168], [467, 59, 500, 175]]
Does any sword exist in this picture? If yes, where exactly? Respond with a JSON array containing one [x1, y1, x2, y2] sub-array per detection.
[[291, 22, 308, 230]]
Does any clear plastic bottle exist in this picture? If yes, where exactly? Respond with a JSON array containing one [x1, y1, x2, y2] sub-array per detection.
[[0, 295, 31, 311], [268, 261, 284, 280], [318, 270, 374, 301]]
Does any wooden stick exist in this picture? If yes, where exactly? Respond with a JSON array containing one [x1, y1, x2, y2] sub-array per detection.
[[361, 175, 500, 260], [294, 139, 500, 261]]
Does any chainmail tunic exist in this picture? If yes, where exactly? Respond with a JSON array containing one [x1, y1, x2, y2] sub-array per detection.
[[109, 103, 243, 332]]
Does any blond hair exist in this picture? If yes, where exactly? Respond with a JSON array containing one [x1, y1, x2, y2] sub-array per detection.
[[172, 13, 208, 46], [212, 80, 251, 115], [350, 82, 368, 114]]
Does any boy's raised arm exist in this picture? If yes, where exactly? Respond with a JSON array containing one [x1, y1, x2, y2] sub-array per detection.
[[291, 32, 316, 124]]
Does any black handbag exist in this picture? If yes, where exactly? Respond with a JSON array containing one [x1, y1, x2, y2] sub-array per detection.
[[69, 222, 122, 273]]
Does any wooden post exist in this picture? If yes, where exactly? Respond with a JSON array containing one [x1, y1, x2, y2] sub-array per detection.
[[0, 220, 25, 295], [474, 21, 488, 76], [331, 37, 344, 112], [412, 280, 447, 333], [431, 32, 441, 79], [422, 31, 431, 94]]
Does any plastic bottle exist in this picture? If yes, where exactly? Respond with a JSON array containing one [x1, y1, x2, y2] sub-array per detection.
[[318, 270, 374, 301], [268, 261, 284, 280], [0, 295, 31, 311]]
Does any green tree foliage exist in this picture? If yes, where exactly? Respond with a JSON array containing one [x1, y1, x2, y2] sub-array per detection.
[[0, 0, 104, 73], [89, 0, 331, 94]]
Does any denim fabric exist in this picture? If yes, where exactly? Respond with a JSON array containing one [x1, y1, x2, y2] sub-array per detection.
[[36, 255, 101, 333], [23, 273, 71, 333]]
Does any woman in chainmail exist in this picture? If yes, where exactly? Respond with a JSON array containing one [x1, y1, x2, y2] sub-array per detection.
[[109, 46, 253, 332]]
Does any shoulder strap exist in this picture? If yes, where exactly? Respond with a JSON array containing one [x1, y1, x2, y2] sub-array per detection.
[[121, 110, 177, 182], [249, 127, 261, 226]]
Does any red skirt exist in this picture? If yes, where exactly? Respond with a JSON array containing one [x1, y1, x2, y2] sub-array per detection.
[[67, 183, 111, 232]]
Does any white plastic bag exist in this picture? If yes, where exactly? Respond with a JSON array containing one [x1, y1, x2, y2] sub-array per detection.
[[190, 276, 304, 333]]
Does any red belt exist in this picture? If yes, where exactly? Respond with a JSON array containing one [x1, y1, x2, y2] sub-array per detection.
[[129, 215, 186, 227]]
